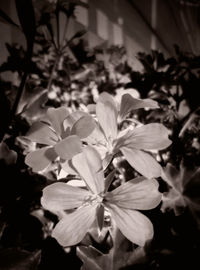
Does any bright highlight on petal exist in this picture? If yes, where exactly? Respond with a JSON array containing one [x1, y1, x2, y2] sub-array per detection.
[[52, 204, 97, 246], [41, 182, 91, 211], [106, 177, 162, 210], [96, 92, 118, 141], [107, 204, 154, 246]]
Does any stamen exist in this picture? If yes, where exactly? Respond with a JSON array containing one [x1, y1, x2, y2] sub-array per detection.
[[82, 194, 103, 206]]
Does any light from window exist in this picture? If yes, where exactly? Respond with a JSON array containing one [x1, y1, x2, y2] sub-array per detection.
[[75, 5, 88, 27], [113, 23, 123, 45], [96, 9, 109, 40]]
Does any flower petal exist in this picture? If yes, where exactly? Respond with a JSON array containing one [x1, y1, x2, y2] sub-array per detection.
[[64, 111, 90, 130], [120, 94, 159, 120], [96, 92, 118, 141], [52, 204, 97, 246], [102, 153, 113, 170], [84, 122, 109, 161], [115, 88, 140, 109], [54, 135, 82, 160], [25, 147, 57, 172], [26, 122, 58, 145], [72, 146, 104, 194], [106, 177, 162, 210], [107, 204, 154, 246], [117, 123, 171, 150], [47, 107, 70, 136], [61, 159, 77, 175], [84, 122, 106, 145], [121, 147, 162, 178], [41, 182, 91, 211], [71, 115, 96, 139]]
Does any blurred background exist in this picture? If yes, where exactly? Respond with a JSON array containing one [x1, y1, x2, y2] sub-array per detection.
[[1, 0, 200, 70], [0, 1, 200, 269]]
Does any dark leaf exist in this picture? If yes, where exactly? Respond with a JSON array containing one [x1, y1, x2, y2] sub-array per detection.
[[0, 142, 17, 165], [69, 30, 87, 43], [77, 227, 147, 270], [15, 0, 36, 54], [96, 205, 104, 232], [0, 9, 19, 28], [0, 249, 41, 270]]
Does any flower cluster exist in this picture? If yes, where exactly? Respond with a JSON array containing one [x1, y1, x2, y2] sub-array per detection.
[[25, 92, 172, 247], [25, 107, 95, 172]]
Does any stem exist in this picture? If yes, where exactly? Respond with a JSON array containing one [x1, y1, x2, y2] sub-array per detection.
[[61, 16, 69, 48], [175, 84, 180, 111], [56, 7, 60, 49], [11, 71, 28, 117], [47, 55, 60, 91]]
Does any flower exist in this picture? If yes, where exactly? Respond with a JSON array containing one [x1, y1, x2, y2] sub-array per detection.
[[25, 107, 95, 172], [84, 92, 172, 178], [41, 146, 162, 247]]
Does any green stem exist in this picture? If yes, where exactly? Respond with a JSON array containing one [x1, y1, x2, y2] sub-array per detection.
[[56, 7, 60, 49], [61, 16, 69, 48], [11, 71, 28, 117], [47, 55, 60, 91]]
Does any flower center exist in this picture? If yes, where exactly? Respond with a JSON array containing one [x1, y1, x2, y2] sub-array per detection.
[[82, 194, 103, 206]]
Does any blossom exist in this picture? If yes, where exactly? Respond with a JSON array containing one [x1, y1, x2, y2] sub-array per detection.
[[41, 146, 162, 247], [25, 107, 95, 172], [83, 92, 172, 178]]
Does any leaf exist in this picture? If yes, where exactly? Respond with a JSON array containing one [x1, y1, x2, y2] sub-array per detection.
[[120, 94, 159, 120], [15, 0, 36, 54], [0, 249, 41, 270], [77, 227, 147, 270], [0, 9, 19, 28], [68, 30, 87, 43], [96, 205, 104, 232], [59, 0, 88, 18], [77, 245, 111, 270], [22, 90, 48, 121], [0, 142, 17, 165], [161, 164, 200, 216]]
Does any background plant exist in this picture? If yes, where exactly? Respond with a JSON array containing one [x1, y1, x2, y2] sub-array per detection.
[[0, 0, 200, 269]]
